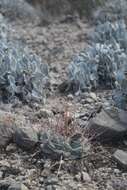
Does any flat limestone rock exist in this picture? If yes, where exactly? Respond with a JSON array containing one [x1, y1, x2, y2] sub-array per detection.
[[113, 149, 127, 170], [88, 109, 127, 142]]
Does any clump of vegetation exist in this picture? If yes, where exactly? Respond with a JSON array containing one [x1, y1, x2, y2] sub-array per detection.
[[94, 0, 127, 23], [38, 106, 90, 161], [67, 13, 127, 109], [68, 20, 127, 91], [0, 17, 49, 104]]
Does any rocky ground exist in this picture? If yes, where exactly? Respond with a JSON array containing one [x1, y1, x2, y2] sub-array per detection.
[[0, 3, 127, 190]]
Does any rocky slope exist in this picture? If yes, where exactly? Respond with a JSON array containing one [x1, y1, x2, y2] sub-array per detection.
[[0, 1, 126, 190]]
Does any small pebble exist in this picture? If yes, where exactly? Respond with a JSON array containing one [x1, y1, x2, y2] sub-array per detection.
[[81, 172, 91, 182]]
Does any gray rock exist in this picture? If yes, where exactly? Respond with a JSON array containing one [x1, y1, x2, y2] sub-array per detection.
[[58, 80, 80, 94], [88, 109, 127, 142], [45, 176, 58, 186], [113, 149, 127, 170], [8, 183, 28, 190], [118, 109, 127, 125], [35, 109, 53, 119], [0, 110, 16, 148], [45, 185, 53, 190], [6, 144, 17, 152], [67, 94, 74, 100], [75, 172, 91, 183], [114, 168, 121, 175], [0, 160, 10, 168], [15, 126, 38, 151], [0, 181, 10, 189], [124, 140, 127, 146], [0, 110, 37, 150], [39, 177, 44, 184], [81, 172, 91, 182], [85, 98, 94, 104], [0, 178, 15, 189], [0, 171, 3, 179], [74, 173, 81, 181], [89, 92, 97, 102]]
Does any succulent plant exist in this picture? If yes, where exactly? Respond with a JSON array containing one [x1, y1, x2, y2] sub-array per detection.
[[68, 18, 127, 109], [93, 0, 127, 23], [0, 16, 49, 104], [68, 42, 127, 91], [91, 19, 127, 50]]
